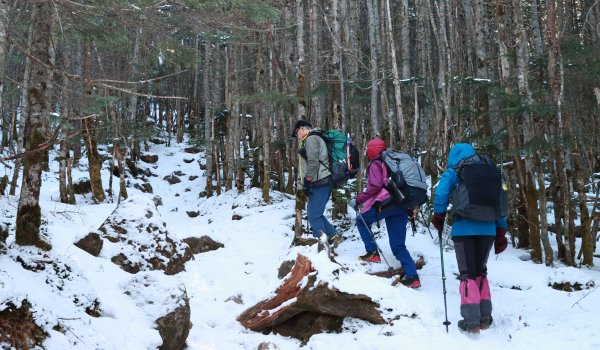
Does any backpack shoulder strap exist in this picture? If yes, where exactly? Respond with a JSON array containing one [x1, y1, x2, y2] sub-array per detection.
[[305, 131, 332, 172]]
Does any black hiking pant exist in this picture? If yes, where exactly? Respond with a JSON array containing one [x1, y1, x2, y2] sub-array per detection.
[[452, 235, 494, 279], [452, 235, 495, 329]]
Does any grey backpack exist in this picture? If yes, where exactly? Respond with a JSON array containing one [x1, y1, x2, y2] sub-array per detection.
[[379, 150, 428, 209]]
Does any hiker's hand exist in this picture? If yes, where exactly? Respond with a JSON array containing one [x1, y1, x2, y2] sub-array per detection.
[[431, 212, 446, 231], [349, 199, 358, 211], [494, 227, 508, 254], [302, 177, 312, 197]]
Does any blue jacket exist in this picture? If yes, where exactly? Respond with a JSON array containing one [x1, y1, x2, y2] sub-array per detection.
[[433, 143, 507, 237]]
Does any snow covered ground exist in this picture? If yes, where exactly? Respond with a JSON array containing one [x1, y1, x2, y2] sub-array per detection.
[[1, 140, 599, 350]]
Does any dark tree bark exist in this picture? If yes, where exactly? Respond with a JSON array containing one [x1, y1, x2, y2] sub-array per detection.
[[15, 0, 54, 249]]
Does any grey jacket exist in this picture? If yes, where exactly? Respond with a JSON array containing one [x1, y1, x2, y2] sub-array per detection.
[[299, 129, 331, 186]]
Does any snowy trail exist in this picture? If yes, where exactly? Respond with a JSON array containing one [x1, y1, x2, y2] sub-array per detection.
[[1, 141, 599, 350]]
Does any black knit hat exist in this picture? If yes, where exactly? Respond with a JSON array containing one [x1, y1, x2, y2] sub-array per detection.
[[291, 120, 312, 137]]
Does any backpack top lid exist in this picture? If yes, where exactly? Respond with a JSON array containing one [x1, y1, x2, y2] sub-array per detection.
[[447, 143, 477, 168]]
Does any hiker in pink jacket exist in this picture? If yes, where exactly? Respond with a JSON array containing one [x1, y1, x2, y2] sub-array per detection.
[[349, 138, 420, 288]]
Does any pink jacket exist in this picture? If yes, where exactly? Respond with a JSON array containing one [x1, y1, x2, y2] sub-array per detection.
[[356, 159, 391, 213]]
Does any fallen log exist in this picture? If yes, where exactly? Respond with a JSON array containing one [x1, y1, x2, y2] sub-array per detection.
[[238, 254, 385, 344]]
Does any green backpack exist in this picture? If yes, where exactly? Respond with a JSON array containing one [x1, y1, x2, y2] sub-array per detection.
[[309, 129, 360, 187]]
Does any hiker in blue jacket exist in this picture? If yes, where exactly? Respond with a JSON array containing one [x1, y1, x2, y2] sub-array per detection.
[[293, 120, 342, 246], [431, 143, 508, 333]]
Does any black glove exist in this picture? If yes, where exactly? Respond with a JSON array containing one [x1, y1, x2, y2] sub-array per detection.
[[302, 177, 312, 197], [348, 199, 359, 211]]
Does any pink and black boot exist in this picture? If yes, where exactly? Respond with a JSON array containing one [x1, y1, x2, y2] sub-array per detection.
[[457, 278, 481, 333], [477, 275, 493, 329]]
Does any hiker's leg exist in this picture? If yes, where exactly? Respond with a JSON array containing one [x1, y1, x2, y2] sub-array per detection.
[[319, 184, 337, 237], [384, 207, 417, 277], [475, 235, 495, 326], [356, 208, 378, 253], [307, 184, 332, 238], [453, 236, 481, 330]]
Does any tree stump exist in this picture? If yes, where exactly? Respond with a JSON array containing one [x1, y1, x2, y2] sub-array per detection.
[[238, 254, 385, 344]]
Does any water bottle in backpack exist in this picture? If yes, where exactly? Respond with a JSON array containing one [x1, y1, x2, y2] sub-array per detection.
[[379, 150, 428, 209]]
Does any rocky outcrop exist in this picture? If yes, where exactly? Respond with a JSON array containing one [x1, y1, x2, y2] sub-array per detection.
[[72, 178, 91, 194], [0, 300, 47, 349], [183, 236, 224, 254], [156, 300, 192, 350], [184, 146, 201, 154], [94, 195, 193, 275], [163, 175, 181, 185], [74, 232, 104, 256], [133, 182, 153, 193], [123, 274, 192, 349], [140, 153, 159, 164]]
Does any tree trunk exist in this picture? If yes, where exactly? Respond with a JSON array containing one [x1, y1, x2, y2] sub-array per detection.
[[10, 27, 32, 196], [400, 0, 410, 79], [512, 0, 541, 262], [535, 154, 553, 266], [309, 0, 321, 124], [366, 0, 380, 136], [129, 27, 141, 121], [529, 0, 545, 57], [548, 0, 574, 265], [81, 40, 105, 204], [203, 40, 214, 197], [385, 0, 405, 149], [58, 44, 73, 204], [573, 145, 593, 266], [15, 0, 54, 250], [0, 0, 9, 147], [225, 46, 235, 191]]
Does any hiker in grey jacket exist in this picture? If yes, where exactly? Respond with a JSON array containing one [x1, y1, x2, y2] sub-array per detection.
[[293, 120, 342, 246]]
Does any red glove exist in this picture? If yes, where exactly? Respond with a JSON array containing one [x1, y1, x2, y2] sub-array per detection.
[[494, 227, 508, 254], [431, 212, 446, 231]]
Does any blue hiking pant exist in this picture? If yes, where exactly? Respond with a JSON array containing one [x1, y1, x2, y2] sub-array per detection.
[[307, 184, 336, 238], [356, 205, 417, 277]]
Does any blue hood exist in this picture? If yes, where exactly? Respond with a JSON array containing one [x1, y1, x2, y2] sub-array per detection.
[[448, 143, 476, 167]]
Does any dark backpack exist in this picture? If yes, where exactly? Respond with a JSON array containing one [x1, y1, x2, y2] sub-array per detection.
[[310, 130, 360, 187], [450, 155, 508, 221], [379, 149, 428, 209]]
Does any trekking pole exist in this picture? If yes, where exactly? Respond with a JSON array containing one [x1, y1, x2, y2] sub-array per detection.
[[356, 211, 394, 271], [418, 207, 435, 240], [438, 228, 451, 333]]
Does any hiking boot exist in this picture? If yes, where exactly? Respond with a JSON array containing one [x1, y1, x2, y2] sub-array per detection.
[[458, 319, 481, 334], [480, 315, 493, 330], [328, 233, 344, 247], [359, 251, 381, 263], [399, 274, 421, 289]]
